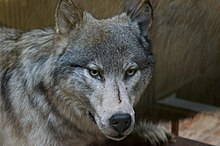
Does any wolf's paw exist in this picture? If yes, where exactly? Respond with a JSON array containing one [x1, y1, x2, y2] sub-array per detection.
[[134, 121, 174, 146]]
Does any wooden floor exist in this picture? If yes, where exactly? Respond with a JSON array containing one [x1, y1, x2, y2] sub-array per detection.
[[98, 136, 213, 146], [163, 112, 220, 145], [169, 137, 213, 146]]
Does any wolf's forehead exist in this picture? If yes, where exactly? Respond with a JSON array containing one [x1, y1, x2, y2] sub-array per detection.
[[72, 13, 140, 47], [70, 38, 149, 72], [79, 27, 137, 48], [66, 15, 150, 69]]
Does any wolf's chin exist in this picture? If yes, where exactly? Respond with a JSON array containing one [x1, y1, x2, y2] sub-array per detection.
[[106, 134, 127, 141]]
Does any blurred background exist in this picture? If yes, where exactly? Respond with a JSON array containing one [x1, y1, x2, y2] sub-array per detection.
[[0, 0, 220, 145]]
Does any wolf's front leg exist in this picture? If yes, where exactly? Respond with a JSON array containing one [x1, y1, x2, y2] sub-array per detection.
[[132, 121, 174, 146]]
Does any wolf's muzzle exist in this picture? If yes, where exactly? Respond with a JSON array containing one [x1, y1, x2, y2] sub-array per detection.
[[109, 113, 131, 134]]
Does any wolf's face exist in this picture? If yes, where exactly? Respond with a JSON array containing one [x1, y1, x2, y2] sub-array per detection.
[[53, 0, 153, 141]]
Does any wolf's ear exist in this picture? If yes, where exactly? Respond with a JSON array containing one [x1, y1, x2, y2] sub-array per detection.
[[55, 0, 83, 35], [127, 0, 153, 38]]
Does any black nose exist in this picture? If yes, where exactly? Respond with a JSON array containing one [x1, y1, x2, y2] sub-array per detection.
[[109, 113, 132, 134]]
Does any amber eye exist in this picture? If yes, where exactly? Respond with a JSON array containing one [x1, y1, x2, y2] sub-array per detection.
[[89, 68, 102, 80], [126, 68, 137, 77], [89, 69, 99, 77]]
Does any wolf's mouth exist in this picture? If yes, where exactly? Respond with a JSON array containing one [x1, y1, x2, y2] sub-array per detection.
[[89, 112, 96, 124]]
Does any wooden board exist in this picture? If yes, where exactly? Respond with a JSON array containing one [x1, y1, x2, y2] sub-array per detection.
[[169, 137, 214, 146]]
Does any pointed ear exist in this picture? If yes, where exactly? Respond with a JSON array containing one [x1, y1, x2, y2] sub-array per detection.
[[55, 0, 83, 35], [127, 0, 153, 38]]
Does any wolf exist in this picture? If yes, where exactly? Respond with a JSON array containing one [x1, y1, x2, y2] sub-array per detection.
[[0, 0, 172, 145]]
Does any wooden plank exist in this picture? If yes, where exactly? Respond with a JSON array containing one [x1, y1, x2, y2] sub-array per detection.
[[171, 120, 179, 136], [100, 136, 213, 146], [158, 94, 220, 113], [169, 137, 214, 146]]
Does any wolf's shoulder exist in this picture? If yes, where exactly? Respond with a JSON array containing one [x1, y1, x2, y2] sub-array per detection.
[[0, 27, 22, 68], [0, 27, 54, 71], [0, 27, 54, 43], [0, 27, 22, 42]]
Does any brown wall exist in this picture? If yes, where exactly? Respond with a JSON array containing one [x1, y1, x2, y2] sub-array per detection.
[[0, 0, 125, 29], [0, 0, 57, 29], [151, 0, 220, 100], [0, 0, 220, 107]]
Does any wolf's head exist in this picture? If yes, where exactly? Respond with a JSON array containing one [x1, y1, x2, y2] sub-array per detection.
[[52, 0, 153, 141]]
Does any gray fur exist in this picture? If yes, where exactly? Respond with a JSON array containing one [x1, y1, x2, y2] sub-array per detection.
[[0, 0, 171, 145]]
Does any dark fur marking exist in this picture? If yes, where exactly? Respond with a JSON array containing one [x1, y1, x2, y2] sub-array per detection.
[[0, 67, 24, 138], [136, 36, 155, 66], [1, 68, 12, 111], [35, 82, 82, 135], [116, 82, 122, 103]]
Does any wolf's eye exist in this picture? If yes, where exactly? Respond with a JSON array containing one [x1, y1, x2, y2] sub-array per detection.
[[90, 69, 99, 76], [89, 69, 102, 80], [125, 68, 137, 77]]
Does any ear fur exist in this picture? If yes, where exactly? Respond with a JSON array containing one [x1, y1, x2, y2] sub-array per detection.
[[55, 0, 83, 35], [127, 0, 153, 38]]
